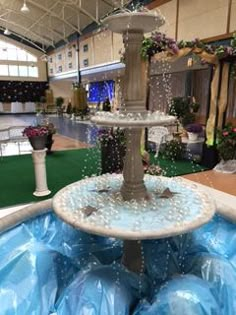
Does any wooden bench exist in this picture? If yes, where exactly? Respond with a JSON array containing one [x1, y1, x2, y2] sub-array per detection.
[[0, 126, 28, 157]]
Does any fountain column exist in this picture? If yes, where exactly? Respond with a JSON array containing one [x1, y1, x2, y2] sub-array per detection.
[[122, 32, 146, 113], [121, 31, 147, 200]]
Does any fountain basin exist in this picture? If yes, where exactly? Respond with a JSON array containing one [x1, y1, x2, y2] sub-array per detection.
[[0, 201, 235, 315], [52, 174, 215, 240]]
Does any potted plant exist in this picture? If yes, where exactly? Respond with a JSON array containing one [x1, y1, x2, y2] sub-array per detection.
[[169, 97, 200, 127], [185, 123, 203, 141], [162, 139, 184, 160], [55, 97, 64, 116], [98, 127, 126, 174], [217, 124, 236, 161], [44, 122, 56, 154], [23, 126, 49, 150], [40, 96, 47, 114]]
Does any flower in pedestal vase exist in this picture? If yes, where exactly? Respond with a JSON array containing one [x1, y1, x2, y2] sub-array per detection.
[[217, 124, 236, 161], [185, 123, 203, 141], [44, 122, 56, 154], [23, 126, 48, 150]]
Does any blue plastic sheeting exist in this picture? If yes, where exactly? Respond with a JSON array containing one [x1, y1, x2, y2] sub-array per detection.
[[56, 264, 149, 315], [0, 211, 236, 314], [137, 215, 236, 314], [134, 275, 220, 315], [0, 212, 123, 315]]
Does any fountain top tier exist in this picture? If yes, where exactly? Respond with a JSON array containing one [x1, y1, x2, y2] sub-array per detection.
[[91, 11, 175, 128], [103, 12, 165, 34]]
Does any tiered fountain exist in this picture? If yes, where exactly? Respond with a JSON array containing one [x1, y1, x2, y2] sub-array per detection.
[[53, 10, 215, 272]]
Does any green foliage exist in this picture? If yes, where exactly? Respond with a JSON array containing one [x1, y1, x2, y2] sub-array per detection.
[[169, 97, 200, 126], [98, 128, 126, 148], [55, 96, 64, 107], [141, 38, 155, 60], [40, 96, 46, 103], [162, 140, 184, 160], [230, 32, 236, 49], [66, 103, 72, 115], [141, 32, 236, 61], [191, 102, 200, 113], [182, 112, 196, 126], [217, 124, 236, 160]]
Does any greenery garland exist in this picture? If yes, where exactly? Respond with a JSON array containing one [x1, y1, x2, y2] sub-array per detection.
[[141, 32, 236, 62]]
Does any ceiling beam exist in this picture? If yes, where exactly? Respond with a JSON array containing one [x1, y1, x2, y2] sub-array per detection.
[[96, 0, 99, 21], [2, 7, 63, 38], [0, 26, 46, 52], [24, 0, 61, 42], [62, 1, 101, 25], [26, 0, 79, 34], [100, 0, 114, 8], [0, 17, 52, 45], [0, 11, 10, 19]]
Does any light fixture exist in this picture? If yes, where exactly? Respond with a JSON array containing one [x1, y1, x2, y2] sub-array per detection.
[[187, 57, 193, 67], [4, 28, 11, 35], [40, 54, 48, 62], [21, 0, 30, 13]]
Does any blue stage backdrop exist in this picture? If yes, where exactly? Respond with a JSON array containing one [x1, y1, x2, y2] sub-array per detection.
[[88, 80, 114, 103]]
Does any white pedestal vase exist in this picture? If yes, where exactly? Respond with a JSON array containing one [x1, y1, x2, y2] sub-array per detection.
[[187, 132, 198, 141], [214, 160, 236, 173], [32, 149, 51, 197]]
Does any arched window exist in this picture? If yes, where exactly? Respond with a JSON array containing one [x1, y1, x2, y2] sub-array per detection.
[[0, 39, 38, 78]]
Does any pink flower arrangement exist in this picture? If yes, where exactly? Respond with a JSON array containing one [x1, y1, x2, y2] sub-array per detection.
[[217, 124, 236, 160], [22, 126, 48, 138], [218, 124, 236, 141]]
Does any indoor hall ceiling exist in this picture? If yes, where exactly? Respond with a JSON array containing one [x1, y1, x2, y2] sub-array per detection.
[[0, 0, 132, 52]]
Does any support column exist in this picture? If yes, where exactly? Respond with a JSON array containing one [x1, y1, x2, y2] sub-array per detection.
[[121, 128, 147, 200], [32, 149, 51, 197], [122, 240, 143, 273], [122, 31, 146, 113]]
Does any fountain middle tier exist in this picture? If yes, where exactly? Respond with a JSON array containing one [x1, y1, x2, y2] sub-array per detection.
[[91, 111, 176, 128]]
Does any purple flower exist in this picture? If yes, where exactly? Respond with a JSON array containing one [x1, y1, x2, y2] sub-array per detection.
[[169, 43, 179, 54], [226, 47, 233, 55], [23, 126, 49, 137], [186, 123, 203, 133]]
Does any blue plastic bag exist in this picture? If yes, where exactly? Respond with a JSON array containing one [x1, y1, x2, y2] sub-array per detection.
[[0, 212, 122, 315], [133, 275, 220, 315], [55, 263, 150, 315]]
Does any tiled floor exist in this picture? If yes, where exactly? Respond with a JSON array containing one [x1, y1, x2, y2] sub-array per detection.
[[0, 114, 99, 145], [0, 134, 91, 156], [0, 114, 96, 156]]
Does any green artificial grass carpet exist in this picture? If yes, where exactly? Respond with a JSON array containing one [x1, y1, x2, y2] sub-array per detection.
[[0, 148, 208, 208]]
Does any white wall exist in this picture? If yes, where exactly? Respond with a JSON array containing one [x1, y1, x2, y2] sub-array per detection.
[[0, 35, 47, 82], [49, 80, 73, 104]]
